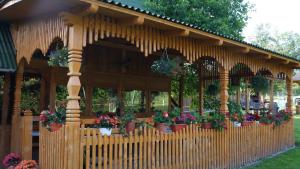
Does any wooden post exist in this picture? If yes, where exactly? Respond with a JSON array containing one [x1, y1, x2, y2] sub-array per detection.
[[220, 68, 229, 114], [39, 78, 46, 111], [11, 62, 24, 153], [236, 88, 241, 105], [62, 12, 83, 169], [85, 85, 93, 115], [199, 80, 204, 114], [21, 110, 33, 160], [0, 73, 12, 160], [269, 79, 274, 112], [179, 76, 184, 112], [286, 77, 293, 112], [246, 80, 250, 113], [49, 69, 57, 112]]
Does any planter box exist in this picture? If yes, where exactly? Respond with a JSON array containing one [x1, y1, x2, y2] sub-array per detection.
[[201, 122, 212, 129], [126, 122, 136, 134], [171, 124, 187, 132], [155, 123, 171, 133], [241, 121, 253, 127], [50, 123, 62, 132]]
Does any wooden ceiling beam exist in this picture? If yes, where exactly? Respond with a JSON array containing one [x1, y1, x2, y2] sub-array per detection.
[[118, 16, 144, 26], [165, 29, 190, 37], [198, 39, 223, 46]]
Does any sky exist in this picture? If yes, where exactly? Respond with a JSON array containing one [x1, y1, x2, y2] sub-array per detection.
[[243, 0, 300, 41]]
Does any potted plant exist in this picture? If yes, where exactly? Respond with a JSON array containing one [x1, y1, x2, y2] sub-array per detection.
[[2, 153, 21, 169], [171, 111, 197, 132], [201, 114, 212, 129], [259, 113, 273, 125], [39, 107, 65, 132], [153, 111, 172, 132], [120, 110, 136, 134], [242, 113, 255, 126], [210, 112, 226, 131], [95, 114, 120, 136]]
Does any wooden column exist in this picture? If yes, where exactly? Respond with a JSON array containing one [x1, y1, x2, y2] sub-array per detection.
[[39, 78, 46, 111], [286, 77, 293, 112], [236, 88, 241, 105], [0, 73, 12, 160], [220, 68, 229, 114], [63, 13, 83, 169], [269, 79, 274, 112], [49, 69, 57, 112], [246, 80, 250, 113], [85, 85, 93, 115], [11, 62, 24, 153], [21, 110, 33, 160], [199, 80, 204, 114], [179, 76, 184, 112]]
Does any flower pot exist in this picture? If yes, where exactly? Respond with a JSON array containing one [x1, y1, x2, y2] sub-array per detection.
[[201, 122, 212, 129], [171, 124, 187, 132], [99, 128, 112, 136], [259, 122, 271, 126], [125, 121, 136, 134], [50, 123, 62, 132], [155, 123, 171, 133], [233, 121, 241, 127], [241, 121, 253, 127]]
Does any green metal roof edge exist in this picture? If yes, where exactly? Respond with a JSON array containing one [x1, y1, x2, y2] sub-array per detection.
[[101, 0, 300, 62], [0, 23, 17, 72]]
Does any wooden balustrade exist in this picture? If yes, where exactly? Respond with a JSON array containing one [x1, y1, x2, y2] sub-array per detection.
[[39, 119, 295, 169]]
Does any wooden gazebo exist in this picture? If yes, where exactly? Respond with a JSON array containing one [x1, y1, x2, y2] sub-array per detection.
[[0, 0, 298, 169]]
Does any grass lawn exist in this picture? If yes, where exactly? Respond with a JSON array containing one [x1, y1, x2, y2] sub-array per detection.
[[246, 115, 300, 169]]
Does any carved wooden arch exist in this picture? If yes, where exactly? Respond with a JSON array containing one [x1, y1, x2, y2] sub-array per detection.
[[10, 16, 69, 64], [80, 14, 239, 64], [255, 67, 274, 78]]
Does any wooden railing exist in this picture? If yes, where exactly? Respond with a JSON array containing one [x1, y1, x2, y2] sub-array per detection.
[[39, 120, 295, 169]]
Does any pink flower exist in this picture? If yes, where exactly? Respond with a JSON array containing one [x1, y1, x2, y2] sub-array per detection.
[[163, 112, 169, 118], [2, 153, 21, 167]]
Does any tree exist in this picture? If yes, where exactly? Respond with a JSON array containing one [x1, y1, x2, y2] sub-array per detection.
[[144, 0, 252, 39], [251, 24, 300, 59]]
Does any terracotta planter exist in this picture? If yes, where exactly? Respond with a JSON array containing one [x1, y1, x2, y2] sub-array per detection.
[[171, 124, 187, 132], [201, 122, 212, 129], [155, 123, 170, 133], [125, 121, 136, 134], [259, 122, 272, 126], [241, 121, 253, 127], [50, 123, 62, 132]]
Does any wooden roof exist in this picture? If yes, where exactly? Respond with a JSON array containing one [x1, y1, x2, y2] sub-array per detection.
[[0, 0, 299, 68]]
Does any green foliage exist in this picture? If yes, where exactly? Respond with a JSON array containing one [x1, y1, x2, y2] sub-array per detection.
[[48, 47, 68, 67], [228, 100, 244, 122], [251, 24, 300, 58], [144, 0, 252, 39], [203, 95, 220, 111], [21, 78, 40, 115], [251, 75, 270, 95], [153, 111, 172, 124], [210, 112, 226, 131], [206, 81, 220, 96]]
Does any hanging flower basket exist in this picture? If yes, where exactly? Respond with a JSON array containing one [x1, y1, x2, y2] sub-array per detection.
[[151, 49, 184, 77]]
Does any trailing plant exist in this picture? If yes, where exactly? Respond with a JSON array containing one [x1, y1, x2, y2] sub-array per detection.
[[251, 75, 270, 95], [48, 46, 68, 67], [151, 49, 184, 77]]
